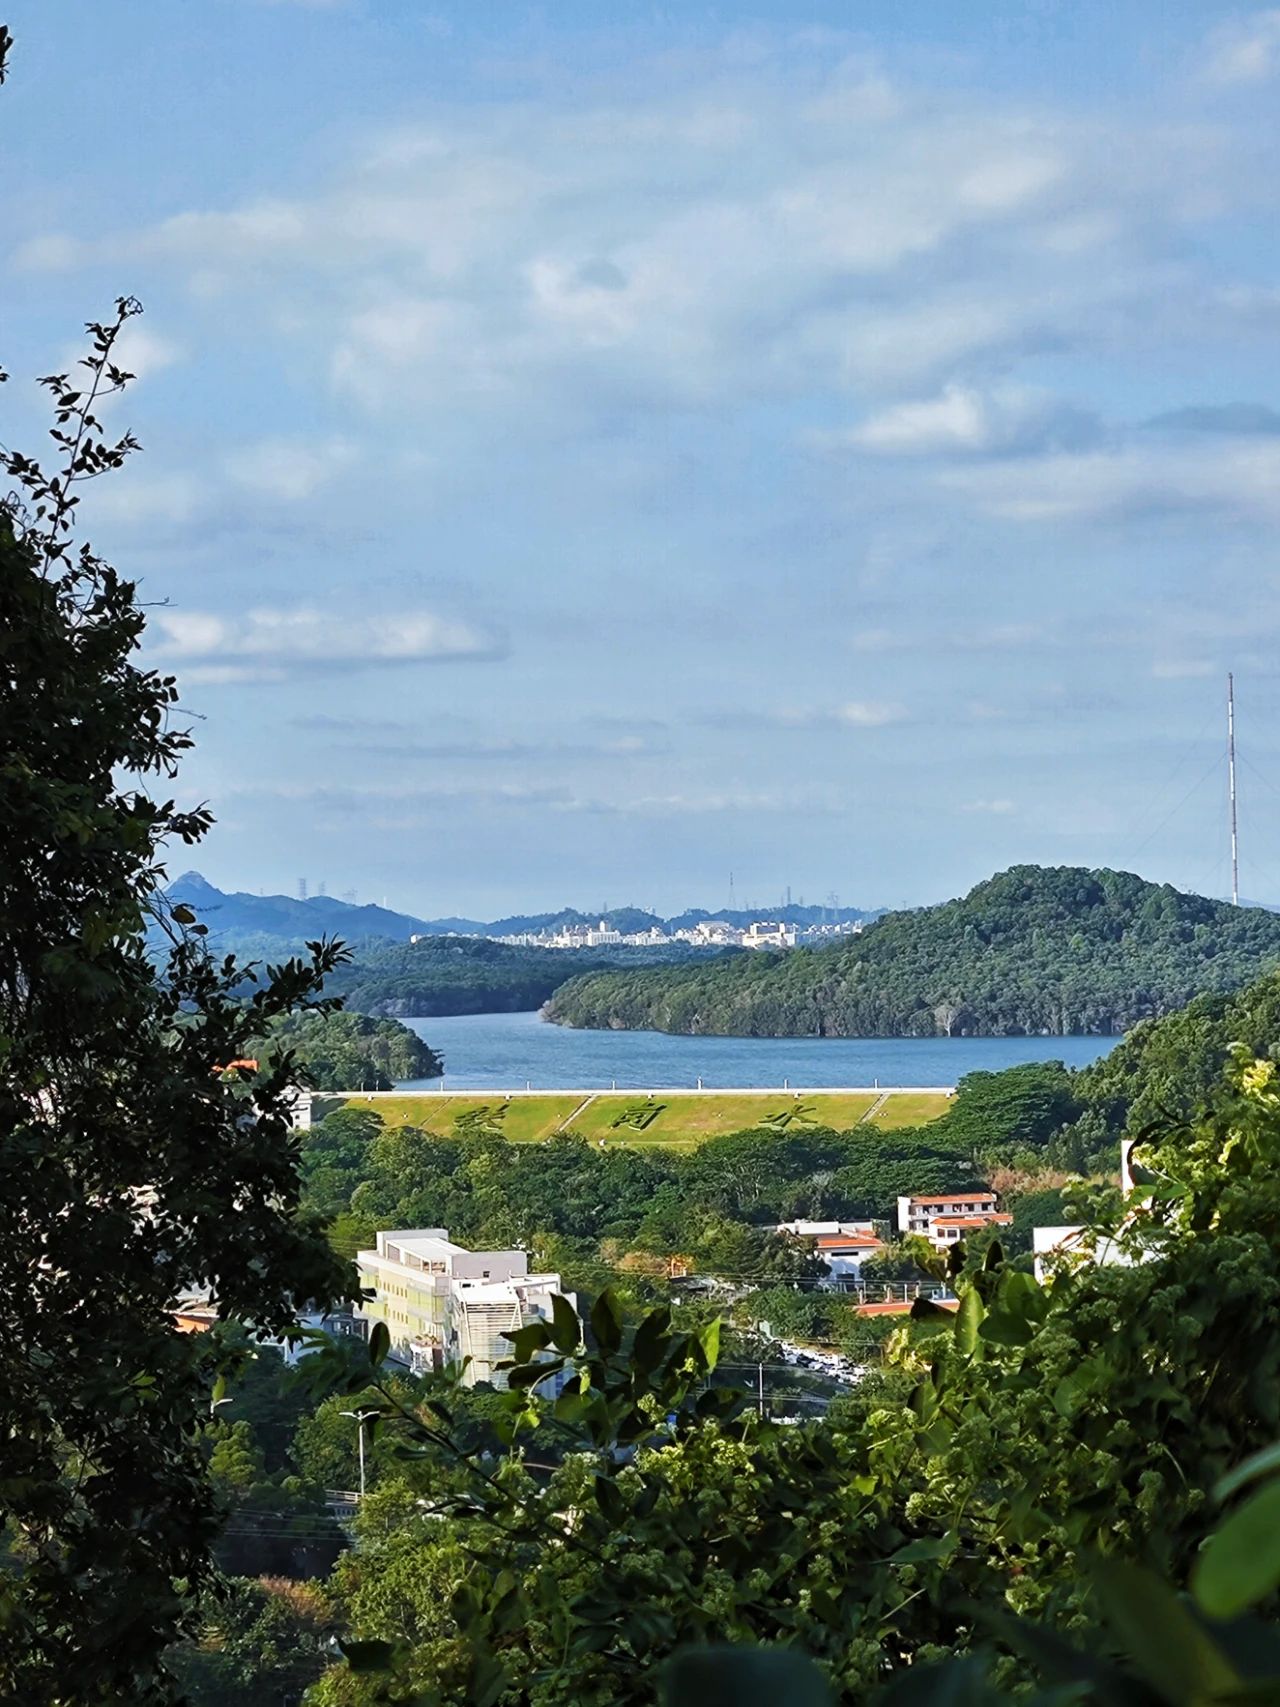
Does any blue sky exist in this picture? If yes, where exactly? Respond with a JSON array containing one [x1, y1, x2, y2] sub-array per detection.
[[6, 0, 1280, 915]]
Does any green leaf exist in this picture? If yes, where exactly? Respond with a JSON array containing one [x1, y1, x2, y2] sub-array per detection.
[[1001, 1269, 1049, 1322], [983, 1239, 1005, 1270], [980, 1608, 1134, 1707], [889, 1535, 957, 1565], [694, 1317, 722, 1374], [1215, 1442, 1280, 1503], [590, 1288, 624, 1356], [368, 1320, 390, 1368], [505, 1357, 565, 1391], [632, 1305, 672, 1372], [909, 1380, 938, 1425], [1089, 1554, 1240, 1705], [171, 903, 195, 925], [594, 1473, 628, 1525], [550, 1293, 581, 1355], [469, 1646, 508, 1707], [954, 1286, 984, 1354], [874, 1654, 1002, 1705], [978, 1312, 1034, 1349], [339, 1638, 397, 1674], [503, 1320, 555, 1363], [662, 1644, 833, 1707], [1193, 1480, 1280, 1619]]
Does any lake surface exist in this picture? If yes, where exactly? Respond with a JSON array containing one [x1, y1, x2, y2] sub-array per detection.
[[399, 1010, 1119, 1090]]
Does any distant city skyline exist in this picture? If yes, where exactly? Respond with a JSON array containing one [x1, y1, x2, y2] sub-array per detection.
[[5, 0, 1280, 914]]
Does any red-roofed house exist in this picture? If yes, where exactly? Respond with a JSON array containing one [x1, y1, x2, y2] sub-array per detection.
[[812, 1230, 885, 1281], [897, 1191, 1009, 1250]]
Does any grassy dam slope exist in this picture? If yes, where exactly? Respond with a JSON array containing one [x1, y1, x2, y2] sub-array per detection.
[[312, 1087, 953, 1151]]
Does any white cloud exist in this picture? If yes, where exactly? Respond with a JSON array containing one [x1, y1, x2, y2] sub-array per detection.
[[959, 799, 1016, 815], [89, 471, 202, 526], [852, 622, 1042, 652], [1202, 11, 1280, 86], [842, 384, 1097, 457], [943, 440, 1280, 523], [8, 55, 1220, 421], [152, 605, 502, 678], [109, 325, 182, 382], [223, 437, 354, 502], [1152, 659, 1215, 680], [836, 701, 905, 727], [775, 700, 907, 728]]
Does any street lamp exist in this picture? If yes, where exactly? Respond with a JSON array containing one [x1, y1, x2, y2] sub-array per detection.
[[339, 1408, 379, 1500]]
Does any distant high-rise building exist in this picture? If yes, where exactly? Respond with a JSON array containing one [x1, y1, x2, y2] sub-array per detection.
[[298, 878, 308, 901]]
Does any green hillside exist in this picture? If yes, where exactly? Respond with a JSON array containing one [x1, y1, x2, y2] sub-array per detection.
[[546, 865, 1280, 1038]]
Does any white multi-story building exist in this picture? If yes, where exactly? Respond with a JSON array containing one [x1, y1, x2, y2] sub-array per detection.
[[356, 1229, 574, 1391], [896, 1191, 1011, 1250], [743, 921, 797, 950]]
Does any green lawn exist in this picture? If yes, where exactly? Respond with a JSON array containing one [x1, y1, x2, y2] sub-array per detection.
[[868, 1092, 954, 1129], [313, 1088, 944, 1147], [316, 1093, 586, 1142]]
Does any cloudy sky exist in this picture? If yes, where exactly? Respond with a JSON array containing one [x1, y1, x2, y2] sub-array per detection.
[[6, 0, 1280, 915]]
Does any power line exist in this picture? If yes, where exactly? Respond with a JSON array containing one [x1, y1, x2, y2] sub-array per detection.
[[1128, 747, 1225, 865]]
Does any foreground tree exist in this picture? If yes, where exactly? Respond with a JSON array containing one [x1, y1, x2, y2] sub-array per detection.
[[0, 298, 356, 1701]]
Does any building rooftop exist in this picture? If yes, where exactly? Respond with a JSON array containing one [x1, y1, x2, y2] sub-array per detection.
[[931, 1214, 1013, 1229], [908, 1192, 997, 1205]]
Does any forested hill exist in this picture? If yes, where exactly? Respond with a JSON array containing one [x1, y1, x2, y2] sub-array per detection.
[[545, 865, 1280, 1038], [324, 937, 738, 1018]]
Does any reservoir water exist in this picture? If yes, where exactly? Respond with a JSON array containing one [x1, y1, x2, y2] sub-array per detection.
[[399, 1010, 1119, 1091]]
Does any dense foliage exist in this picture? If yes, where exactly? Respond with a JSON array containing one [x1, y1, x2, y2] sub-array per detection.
[[547, 865, 1280, 1037], [0, 302, 355, 1702], [303, 1107, 972, 1284], [262, 1010, 440, 1090], [325, 937, 598, 1017], [305, 1049, 1280, 1705], [324, 937, 740, 1019]]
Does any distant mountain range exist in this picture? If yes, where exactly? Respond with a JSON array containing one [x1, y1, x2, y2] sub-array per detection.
[[164, 872, 874, 946]]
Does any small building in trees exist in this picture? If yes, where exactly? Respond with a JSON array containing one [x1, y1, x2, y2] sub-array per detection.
[[897, 1191, 1010, 1249]]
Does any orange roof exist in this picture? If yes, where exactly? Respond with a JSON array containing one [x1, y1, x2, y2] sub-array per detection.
[[816, 1234, 883, 1250], [855, 1299, 957, 1317], [931, 1214, 1013, 1229], [910, 1192, 996, 1205], [173, 1308, 218, 1334]]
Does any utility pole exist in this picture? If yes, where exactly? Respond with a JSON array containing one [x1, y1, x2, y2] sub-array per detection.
[[758, 1362, 765, 1419], [1228, 673, 1239, 907], [340, 1408, 375, 1500]]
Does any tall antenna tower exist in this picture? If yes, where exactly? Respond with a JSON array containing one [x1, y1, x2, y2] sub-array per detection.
[[1228, 673, 1239, 907]]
